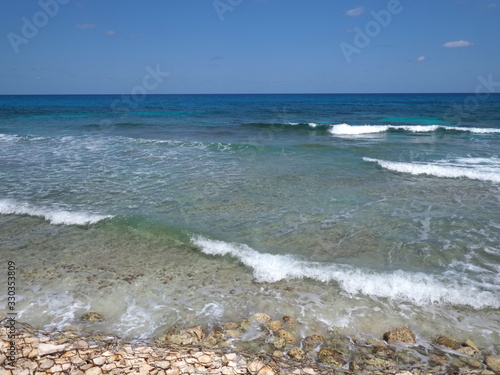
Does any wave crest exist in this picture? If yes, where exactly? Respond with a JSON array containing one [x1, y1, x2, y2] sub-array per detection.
[[191, 235, 499, 309], [329, 124, 500, 135], [363, 157, 500, 183], [0, 199, 113, 225]]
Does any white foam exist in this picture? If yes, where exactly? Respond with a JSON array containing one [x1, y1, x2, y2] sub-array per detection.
[[15, 288, 91, 331], [363, 157, 500, 183], [329, 124, 390, 135], [328, 124, 500, 135], [0, 199, 113, 225], [191, 236, 500, 309], [0, 133, 47, 142]]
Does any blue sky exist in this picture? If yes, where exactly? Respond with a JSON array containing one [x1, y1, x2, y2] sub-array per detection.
[[1, 0, 499, 94]]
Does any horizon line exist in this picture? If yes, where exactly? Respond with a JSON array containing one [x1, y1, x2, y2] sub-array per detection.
[[1, 92, 499, 96]]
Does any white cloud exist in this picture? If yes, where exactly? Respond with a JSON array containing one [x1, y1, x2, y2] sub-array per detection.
[[76, 24, 95, 29], [346, 6, 365, 16], [104, 30, 117, 37], [416, 56, 426, 62], [443, 40, 473, 48]]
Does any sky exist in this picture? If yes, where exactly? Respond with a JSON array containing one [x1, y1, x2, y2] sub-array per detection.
[[1, 0, 499, 94]]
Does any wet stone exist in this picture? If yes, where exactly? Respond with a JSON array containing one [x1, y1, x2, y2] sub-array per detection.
[[81, 312, 104, 322]]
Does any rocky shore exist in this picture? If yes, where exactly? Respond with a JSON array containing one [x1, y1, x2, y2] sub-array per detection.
[[1, 314, 499, 375]]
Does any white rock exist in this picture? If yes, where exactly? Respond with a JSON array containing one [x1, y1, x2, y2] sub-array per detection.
[[38, 343, 71, 356]]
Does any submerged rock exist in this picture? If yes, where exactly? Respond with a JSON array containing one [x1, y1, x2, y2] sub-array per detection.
[[486, 355, 500, 372], [383, 328, 416, 344], [435, 336, 460, 350], [277, 329, 297, 346], [250, 313, 271, 324], [458, 346, 476, 356], [288, 347, 305, 361], [223, 322, 239, 330], [463, 339, 479, 352], [81, 312, 104, 322], [303, 334, 325, 351], [317, 348, 343, 367], [204, 328, 226, 347], [363, 354, 397, 369], [158, 325, 205, 346], [239, 318, 252, 331], [265, 320, 283, 332], [282, 316, 297, 330], [429, 354, 447, 366]]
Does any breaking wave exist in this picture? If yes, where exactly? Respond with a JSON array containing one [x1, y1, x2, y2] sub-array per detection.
[[363, 157, 500, 183], [191, 236, 500, 309], [0, 199, 113, 225]]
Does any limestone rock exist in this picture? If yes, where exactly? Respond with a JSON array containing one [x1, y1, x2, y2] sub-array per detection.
[[364, 355, 396, 369], [39, 359, 54, 369], [250, 313, 271, 324], [429, 354, 447, 366], [458, 346, 475, 356], [223, 322, 239, 330], [239, 319, 252, 331], [463, 339, 479, 352], [282, 316, 297, 330], [248, 361, 275, 375], [271, 337, 286, 349], [435, 336, 460, 350], [486, 355, 500, 372], [204, 328, 226, 347], [265, 320, 283, 332], [303, 334, 325, 351], [160, 325, 205, 346], [277, 329, 296, 345], [38, 343, 72, 356], [85, 367, 103, 375], [349, 361, 360, 371], [81, 312, 104, 322], [460, 356, 483, 369], [317, 348, 343, 367], [288, 347, 305, 361], [225, 329, 240, 338], [383, 328, 416, 344]]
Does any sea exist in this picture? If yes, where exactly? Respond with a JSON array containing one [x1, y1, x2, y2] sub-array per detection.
[[0, 93, 499, 351]]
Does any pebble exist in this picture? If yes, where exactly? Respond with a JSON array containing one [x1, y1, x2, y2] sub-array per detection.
[[1, 316, 497, 375]]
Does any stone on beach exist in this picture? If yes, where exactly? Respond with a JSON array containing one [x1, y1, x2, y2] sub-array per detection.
[[463, 338, 479, 352], [485, 355, 500, 372], [158, 325, 205, 345], [435, 336, 460, 350], [317, 348, 343, 367], [38, 342, 72, 356], [383, 328, 416, 344]]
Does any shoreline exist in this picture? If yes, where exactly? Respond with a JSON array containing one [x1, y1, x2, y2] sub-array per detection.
[[2, 315, 499, 375]]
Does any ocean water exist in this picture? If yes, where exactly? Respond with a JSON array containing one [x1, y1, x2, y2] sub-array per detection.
[[0, 94, 499, 349]]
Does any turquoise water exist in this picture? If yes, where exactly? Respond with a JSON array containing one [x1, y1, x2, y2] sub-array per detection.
[[0, 94, 499, 349]]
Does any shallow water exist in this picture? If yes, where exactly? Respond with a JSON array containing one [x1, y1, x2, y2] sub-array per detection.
[[0, 94, 499, 351]]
